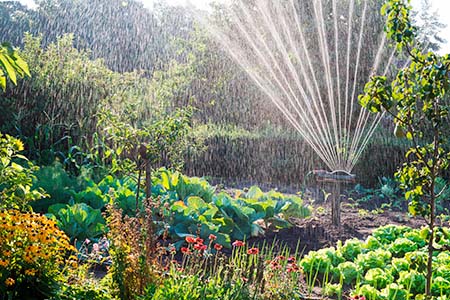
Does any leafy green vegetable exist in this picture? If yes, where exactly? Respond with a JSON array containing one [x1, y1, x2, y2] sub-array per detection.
[[364, 268, 393, 289], [47, 203, 106, 241], [337, 261, 359, 285], [389, 238, 418, 257]]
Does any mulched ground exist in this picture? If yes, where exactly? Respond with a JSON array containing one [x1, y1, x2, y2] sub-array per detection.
[[248, 199, 427, 256]]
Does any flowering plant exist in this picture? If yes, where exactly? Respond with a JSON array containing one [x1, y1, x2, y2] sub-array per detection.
[[0, 133, 47, 211], [0, 209, 76, 299]]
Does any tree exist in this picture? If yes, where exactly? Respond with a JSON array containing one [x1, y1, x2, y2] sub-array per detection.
[[413, 0, 447, 52], [359, 0, 450, 296]]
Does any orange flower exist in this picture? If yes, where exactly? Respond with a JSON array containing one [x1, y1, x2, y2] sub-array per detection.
[[0, 259, 9, 267], [25, 269, 37, 276], [247, 247, 259, 255], [5, 278, 15, 286]]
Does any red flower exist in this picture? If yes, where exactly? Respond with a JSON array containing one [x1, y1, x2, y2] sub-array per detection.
[[209, 234, 217, 241], [247, 247, 259, 255], [185, 236, 196, 244], [195, 237, 204, 244], [351, 296, 366, 300], [286, 263, 300, 273], [181, 247, 191, 255], [214, 244, 223, 251], [194, 243, 207, 251], [287, 256, 296, 263], [232, 240, 245, 247]]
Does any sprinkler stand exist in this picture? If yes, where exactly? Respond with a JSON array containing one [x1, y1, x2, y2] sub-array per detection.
[[313, 170, 356, 227]]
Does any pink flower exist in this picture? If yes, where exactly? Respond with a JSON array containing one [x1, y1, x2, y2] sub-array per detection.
[[232, 240, 245, 247], [93, 243, 99, 252]]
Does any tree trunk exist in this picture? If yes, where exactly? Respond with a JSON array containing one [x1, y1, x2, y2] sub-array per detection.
[[426, 124, 439, 296]]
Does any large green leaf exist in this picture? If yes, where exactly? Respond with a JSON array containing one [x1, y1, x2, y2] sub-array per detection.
[[0, 52, 17, 84], [186, 196, 207, 212], [246, 186, 265, 200]]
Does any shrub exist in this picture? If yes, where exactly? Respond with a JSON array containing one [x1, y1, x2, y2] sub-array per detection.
[[0, 209, 76, 299], [0, 133, 46, 210]]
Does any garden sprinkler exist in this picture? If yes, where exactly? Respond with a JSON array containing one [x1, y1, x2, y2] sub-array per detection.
[[312, 170, 356, 227]]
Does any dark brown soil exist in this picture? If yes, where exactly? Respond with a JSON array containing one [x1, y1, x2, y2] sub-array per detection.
[[247, 200, 426, 256]]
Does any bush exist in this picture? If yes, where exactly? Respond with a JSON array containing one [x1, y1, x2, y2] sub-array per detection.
[[0, 209, 76, 299], [0, 133, 46, 210]]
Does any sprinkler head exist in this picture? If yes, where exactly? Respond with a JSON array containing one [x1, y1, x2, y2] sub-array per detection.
[[313, 169, 356, 183]]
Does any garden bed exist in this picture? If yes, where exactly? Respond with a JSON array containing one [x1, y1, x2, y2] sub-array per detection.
[[248, 199, 427, 256]]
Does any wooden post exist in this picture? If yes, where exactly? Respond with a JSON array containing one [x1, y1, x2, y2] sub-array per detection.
[[331, 181, 341, 227], [145, 160, 151, 202]]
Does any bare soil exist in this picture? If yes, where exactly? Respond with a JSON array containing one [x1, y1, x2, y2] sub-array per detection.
[[248, 200, 426, 255]]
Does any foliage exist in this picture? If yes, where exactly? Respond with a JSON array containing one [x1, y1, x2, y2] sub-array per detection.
[[300, 225, 450, 299], [153, 169, 311, 248], [0, 133, 46, 210], [360, 0, 450, 295], [16, 0, 194, 73], [0, 209, 76, 300], [31, 160, 87, 212], [350, 177, 404, 210], [143, 236, 303, 300], [106, 204, 160, 300], [47, 203, 106, 242], [96, 106, 198, 174], [1, 34, 201, 169], [0, 42, 30, 91], [51, 266, 117, 300]]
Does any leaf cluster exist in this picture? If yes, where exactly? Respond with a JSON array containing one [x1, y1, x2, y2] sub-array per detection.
[[0, 42, 30, 91]]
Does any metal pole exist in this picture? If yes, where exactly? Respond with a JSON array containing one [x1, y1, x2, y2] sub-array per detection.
[[331, 181, 341, 227]]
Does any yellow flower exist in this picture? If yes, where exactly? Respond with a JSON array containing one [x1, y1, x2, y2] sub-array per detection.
[[14, 139, 24, 151], [25, 269, 37, 276], [5, 278, 15, 286]]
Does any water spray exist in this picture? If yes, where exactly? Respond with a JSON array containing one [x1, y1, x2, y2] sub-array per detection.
[[313, 169, 356, 227]]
